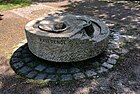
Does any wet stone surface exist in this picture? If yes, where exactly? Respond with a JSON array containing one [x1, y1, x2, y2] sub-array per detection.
[[10, 31, 126, 82]]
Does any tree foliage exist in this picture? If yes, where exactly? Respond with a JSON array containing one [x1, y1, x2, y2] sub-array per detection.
[[0, 0, 30, 4]]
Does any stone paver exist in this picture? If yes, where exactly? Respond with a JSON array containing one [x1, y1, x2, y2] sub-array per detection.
[[61, 74, 73, 81], [13, 61, 24, 69], [35, 65, 46, 72], [46, 75, 58, 81], [97, 67, 108, 73], [57, 69, 68, 74], [27, 61, 38, 68], [107, 58, 117, 65], [26, 71, 38, 78], [73, 73, 86, 80], [22, 49, 28, 54], [102, 62, 114, 69], [11, 57, 20, 63], [13, 52, 22, 57], [85, 70, 97, 77], [23, 57, 32, 63], [18, 66, 32, 74], [45, 68, 55, 73], [22, 53, 30, 58], [69, 67, 80, 73], [109, 54, 119, 59], [34, 73, 46, 80]]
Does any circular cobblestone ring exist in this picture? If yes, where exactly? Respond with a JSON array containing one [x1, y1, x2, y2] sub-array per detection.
[[10, 42, 119, 82]]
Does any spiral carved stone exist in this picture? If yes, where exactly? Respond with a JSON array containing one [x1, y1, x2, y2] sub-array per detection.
[[25, 14, 110, 62]]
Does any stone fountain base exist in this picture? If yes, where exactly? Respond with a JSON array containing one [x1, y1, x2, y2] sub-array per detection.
[[25, 14, 110, 62], [10, 30, 123, 82], [10, 18, 133, 82]]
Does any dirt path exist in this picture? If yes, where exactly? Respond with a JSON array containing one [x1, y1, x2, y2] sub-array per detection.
[[0, 11, 28, 58], [0, 1, 68, 60]]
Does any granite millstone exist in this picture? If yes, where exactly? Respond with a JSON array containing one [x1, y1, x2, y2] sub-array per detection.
[[25, 14, 110, 62], [10, 24, 127, 81]]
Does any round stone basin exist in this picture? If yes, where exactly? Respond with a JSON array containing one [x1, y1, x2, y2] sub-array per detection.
[[25, 14, 110, 62]]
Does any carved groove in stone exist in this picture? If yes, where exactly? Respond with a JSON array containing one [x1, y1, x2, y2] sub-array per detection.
[[25, 14, 110, 62]]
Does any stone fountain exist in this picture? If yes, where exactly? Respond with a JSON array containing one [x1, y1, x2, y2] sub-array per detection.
[[10, 13, 123, 81], [25, 14, 110, 62]]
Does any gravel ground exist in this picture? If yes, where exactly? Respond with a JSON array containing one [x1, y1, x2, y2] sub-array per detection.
[[0, 0, 140, 94]]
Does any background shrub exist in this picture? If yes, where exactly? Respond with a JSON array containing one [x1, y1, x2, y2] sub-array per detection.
[[10, 0, 30, 4], [0, 0, 31, 4]]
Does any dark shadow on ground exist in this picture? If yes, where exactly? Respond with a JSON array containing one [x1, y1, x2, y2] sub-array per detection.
[[0, 14, 3, 20], [0, 48, 140, 94], [61, 0, 140, 29]]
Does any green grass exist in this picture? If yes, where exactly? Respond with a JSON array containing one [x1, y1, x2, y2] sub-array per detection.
[[0, 4, 27, 10], [0, 0, 31, 10], [27, 79, 50, 86]]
